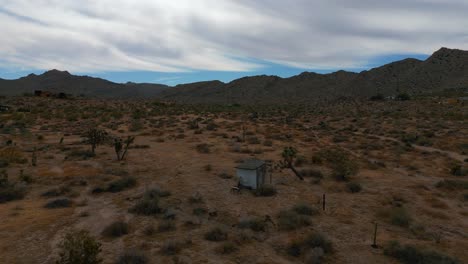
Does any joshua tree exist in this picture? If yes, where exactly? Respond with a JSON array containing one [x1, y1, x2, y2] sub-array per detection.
[[84, 129, 108, 154], [114, 136, 135, 161], [281, 147, 304, 180]]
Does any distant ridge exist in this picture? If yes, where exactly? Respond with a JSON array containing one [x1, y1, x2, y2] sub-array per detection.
[[1, 48, 468, 103]]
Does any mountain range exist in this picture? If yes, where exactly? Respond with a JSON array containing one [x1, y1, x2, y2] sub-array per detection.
[[1, 47, 467, 103]]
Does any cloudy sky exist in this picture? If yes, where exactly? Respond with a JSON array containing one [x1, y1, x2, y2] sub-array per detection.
[[0, 0, 467, 85]]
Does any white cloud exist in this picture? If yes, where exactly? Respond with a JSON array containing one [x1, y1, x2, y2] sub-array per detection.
[[0, 0, 467, 73]]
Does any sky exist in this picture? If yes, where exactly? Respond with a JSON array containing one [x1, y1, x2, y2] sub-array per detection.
[[0, 0, 467, 85]]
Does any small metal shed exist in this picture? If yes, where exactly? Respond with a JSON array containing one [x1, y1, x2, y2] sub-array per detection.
[[236, 159, 267, 189]]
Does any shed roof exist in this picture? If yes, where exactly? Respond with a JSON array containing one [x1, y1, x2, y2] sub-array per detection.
[[236, 159, 266, 170]]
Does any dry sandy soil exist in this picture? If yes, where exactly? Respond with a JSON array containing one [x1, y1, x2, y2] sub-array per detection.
[[0, 96, 467, 264]]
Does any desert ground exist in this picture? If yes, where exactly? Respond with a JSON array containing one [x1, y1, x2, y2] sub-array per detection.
[[0, 95, 467, 264]]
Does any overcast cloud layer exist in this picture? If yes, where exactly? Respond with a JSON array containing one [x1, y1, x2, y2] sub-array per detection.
[[1, 0, 467, 73]]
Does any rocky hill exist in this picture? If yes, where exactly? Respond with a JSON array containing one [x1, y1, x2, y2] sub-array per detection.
[[1, 48, 467, 103]]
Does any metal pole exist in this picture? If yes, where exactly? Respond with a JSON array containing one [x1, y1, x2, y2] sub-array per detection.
[[322, 194, 326, 211], [372, 222, 378, 248]]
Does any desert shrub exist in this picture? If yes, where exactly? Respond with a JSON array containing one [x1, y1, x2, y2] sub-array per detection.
[[102, 221, 129, 237], [68, 149, 95, 159], [218, 172, 232, 179], [293, 203, 319, 216], [44, 198, 72, 209], [451, 165, 467, 177], [0, 184, 26, 203], [0, 159, 8, 168], [383, 241, 458, 264], [346, 182, 362, 193], [319, 149, 359, 181], [0, 171, 26, 203], [204, 227, 228, 242], [196, 143, 210, 154], [42, 186, 71, 197], [0, 147, 27, 164], [379, 207, 412, 227], [303, 233, 333, 254], [206, 122, 218, 131], [238, 217, 267, 232], [435, 180, 468, 190], [463, 193, 468, 201], [204, 164, 212, 171], [193, 207, 207, 216], [247, 136, 260, 145], [56, 230, 102, 264], [129, 195, 161, 215], [188, 193, 204, 204], [145, 187, 171, 198], [254, 185, 277, 197], [117, 251, 148, 264], [287, 232, 332, 259], [158, 220, 176, 232], [160, 241, 181, 255], [106, 177, 137, 193], [216, 242, 238, 254], [277, 210, 311, 231]]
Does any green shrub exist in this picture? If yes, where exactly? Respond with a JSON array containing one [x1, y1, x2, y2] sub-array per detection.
[[254, 185, 277, 197], [277, 210, 311, 231], [158, 220, 176, 232], [303, 233, 333, 254], [346, 182, 362, 193], [56, 230, 102, 264], [436, 180, 468, 190], [193, 207, 207, 216], [216, 242, 238, 254], [384, 241, 458, 264], [160, 241, 181, 255], [451, 165, 467, 177], [129, 195, 161, 215], [293, 203, 319, 216], [44, 198, 72, 209], [42, 186, 71, 197], [196, 144, 210, 154], [238, 218, 267, 232], [0, 181, 26, 203], [287, 232, 332, 258], [102, 221, 129, 238], [383, 207, 412, 227], [106, 177, 137, 193], [318, 148, 358, 181], [117, 251, 147, 264], [204, 227, 228, 242]]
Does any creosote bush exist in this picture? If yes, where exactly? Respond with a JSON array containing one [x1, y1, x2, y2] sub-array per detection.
[[117, 251, 148, 264], [238, 217, 267, 232], [102, 221, 129, 238], [106, 177, 137, 193], [287, 232, 333, 259], [384, 241, 459, 264], [216, 242, 238, 255], [56, 230, 102, 264], [45, 198, 72, 209], [277, 210, 311, 231], [293, 203, 319, 216], [204, 227, 228, 242], [346, 182, 362, 193]]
